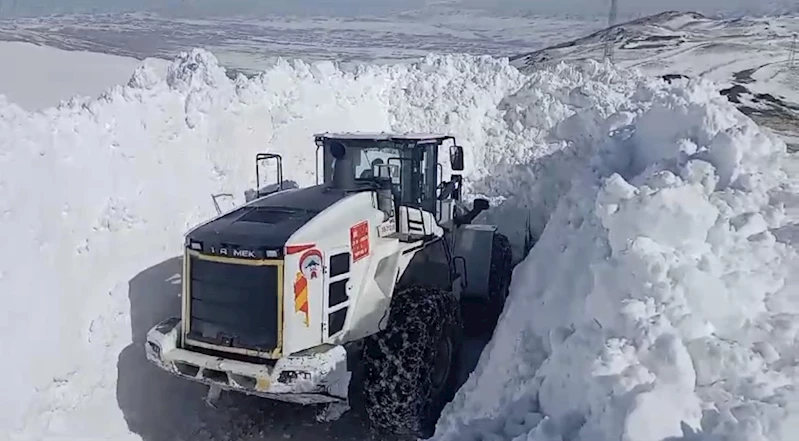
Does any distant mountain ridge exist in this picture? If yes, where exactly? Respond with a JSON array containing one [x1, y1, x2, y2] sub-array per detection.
[[510, 10, 799, 152]]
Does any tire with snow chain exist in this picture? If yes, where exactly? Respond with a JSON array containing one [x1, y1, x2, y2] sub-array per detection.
[[361, 286, 463, 438], [465, 232, 514, 336]]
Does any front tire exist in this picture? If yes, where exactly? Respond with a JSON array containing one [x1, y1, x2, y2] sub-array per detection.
[[361, 286, 463, 438]]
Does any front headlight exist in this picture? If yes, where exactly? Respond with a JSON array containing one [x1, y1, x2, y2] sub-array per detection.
[[147, 342, 162, 359]]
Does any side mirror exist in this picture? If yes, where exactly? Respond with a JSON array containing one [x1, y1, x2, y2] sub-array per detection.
[[473, 198, 489, 211], [450, 145, 464, 171]]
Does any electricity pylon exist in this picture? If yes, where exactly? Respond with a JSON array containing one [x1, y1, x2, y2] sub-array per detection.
[[603, 0, 619, 62]]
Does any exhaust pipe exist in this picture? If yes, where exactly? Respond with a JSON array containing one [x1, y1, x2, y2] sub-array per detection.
[[330, 141, 356, 190]]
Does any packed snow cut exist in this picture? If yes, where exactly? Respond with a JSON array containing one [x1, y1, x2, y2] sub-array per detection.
[[432, 61, 799, 441], [2, 47, 799, 441]]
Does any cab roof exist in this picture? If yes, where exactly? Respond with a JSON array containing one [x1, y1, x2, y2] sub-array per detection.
[[314, 132, 454, 143]]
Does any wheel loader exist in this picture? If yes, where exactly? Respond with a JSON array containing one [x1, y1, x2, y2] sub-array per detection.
[[145, 132, 514, 438]]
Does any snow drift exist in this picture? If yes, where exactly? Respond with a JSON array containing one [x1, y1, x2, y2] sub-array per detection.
[[0, 48, 526, 440], [0, 47, 797, 441], [432, 60, 799, 440]]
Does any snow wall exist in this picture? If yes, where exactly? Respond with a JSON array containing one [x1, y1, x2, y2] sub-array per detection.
[[1, 49, 797, 441]]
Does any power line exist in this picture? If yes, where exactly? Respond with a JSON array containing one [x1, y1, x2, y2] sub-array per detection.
[[603, 0, 619, 62]]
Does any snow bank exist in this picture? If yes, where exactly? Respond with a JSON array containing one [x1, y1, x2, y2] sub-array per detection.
[[0, 48, 525, 440], [2, 45, 797, 441], [432, 62, 799, 440]]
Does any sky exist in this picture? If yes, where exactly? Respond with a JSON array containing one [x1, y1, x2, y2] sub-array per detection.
[[0, 0, 796, 18]]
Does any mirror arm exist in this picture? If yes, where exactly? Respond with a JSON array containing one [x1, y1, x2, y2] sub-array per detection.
[[449, 144, 464, 171]]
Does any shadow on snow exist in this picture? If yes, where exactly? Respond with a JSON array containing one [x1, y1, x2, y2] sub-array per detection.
[[115, 256, 490, 441]]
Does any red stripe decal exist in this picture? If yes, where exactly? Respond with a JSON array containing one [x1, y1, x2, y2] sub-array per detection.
[[294, 275, 308, 293], [286, 244, 315, 255]]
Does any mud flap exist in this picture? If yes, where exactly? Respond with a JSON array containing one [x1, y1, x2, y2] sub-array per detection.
[[205, 384, 222, 408], [315, 402, 351, 423]]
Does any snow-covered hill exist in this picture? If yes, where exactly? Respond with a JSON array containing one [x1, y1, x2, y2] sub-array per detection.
[[0, 11, 602, 75], [511, 11, 799, 151], [0, 40, 168, 110]]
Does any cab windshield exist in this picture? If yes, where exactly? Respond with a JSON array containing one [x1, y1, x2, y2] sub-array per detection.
[[353, 146, 401, 180], [320, 138, 440, 212]]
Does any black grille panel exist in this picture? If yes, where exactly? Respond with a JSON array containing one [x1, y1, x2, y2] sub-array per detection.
[[187, 256, 280, 354]]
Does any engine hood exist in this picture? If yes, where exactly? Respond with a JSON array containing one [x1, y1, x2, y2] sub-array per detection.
[[187, 184, 355, 257]]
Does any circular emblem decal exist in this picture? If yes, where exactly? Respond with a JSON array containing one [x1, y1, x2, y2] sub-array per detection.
[[299, 249, 323, 279]]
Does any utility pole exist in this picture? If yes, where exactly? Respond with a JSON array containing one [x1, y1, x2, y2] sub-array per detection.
[[790, 34, 797, 69], [603, 0, 619, 62]]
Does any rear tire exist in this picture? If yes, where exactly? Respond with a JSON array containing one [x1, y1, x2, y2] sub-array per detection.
[[487, 233, 513, 323], [361, 286, 463, 438]]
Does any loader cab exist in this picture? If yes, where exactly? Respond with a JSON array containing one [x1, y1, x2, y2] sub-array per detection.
[[314, 133, 464, 220]]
